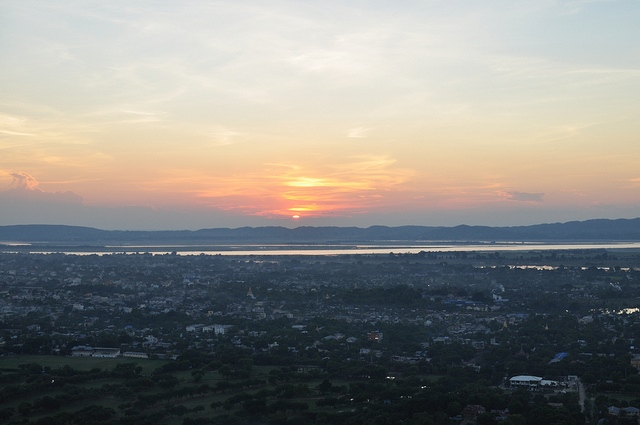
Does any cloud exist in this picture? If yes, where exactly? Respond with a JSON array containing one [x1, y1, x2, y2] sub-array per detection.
[[167, 154, 415, 219], [0, 129, 35, 137], [347, 127, 372, 138], [0, 187, 84, 205], [9, 172, 40, 190], [116, 109, 164, 124], [0, 113, 37, 141], [1, 171, 83, 205], [210, 128, 239, 146], [505, 191, 545, 202], [628, 177, 640, 187], [0, 171, 265, 229], [559, 0, 620, 16]]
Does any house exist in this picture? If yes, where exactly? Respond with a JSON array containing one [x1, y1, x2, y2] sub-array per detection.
[[462, 405, 486, 421], [367, 330, 383, 342], [214, 324, 233, 335], [608, 406, 640, 417], [186, 324, 205, 332]]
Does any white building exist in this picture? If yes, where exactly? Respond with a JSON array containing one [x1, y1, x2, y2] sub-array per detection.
[[185, 323, 205, 332], [123, 351, 149, 359], [202, 324, 233, 335], [92, 347, 120, 358], [71, 345, 94, 357], [509, 375, 543, 388]]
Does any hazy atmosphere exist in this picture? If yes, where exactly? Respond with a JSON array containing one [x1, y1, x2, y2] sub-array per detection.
[[1, 1, 639, 230]]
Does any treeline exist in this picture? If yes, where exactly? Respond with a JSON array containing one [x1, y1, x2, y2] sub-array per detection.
[[0, 355, 590, 425], [339, 284, 424, 306]]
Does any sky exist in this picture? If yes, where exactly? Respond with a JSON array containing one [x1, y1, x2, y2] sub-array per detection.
[[1, 0, 639, 230]]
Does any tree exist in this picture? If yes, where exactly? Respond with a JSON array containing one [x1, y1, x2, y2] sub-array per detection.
[[237, 358, 253, 374], [33, 395, 61, 411], [477, 412, 498, 425], [319, 378, 333, 395], [243, 398, 268, 416], [0, 408, 14, 422], [447, 401, 462, 417], [74, 405, 116, 422], [155, 374, 180, 389], [166, 404, 188, 417], [17, 402, 32, 416], [501, 414, 526, 425], [191, 370, 205, 383], [218, 365, 233, 378]]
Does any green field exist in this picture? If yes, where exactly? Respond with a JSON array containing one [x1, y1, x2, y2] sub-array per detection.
[[0, 354, 167, 374], [0, 354, 379, 424]]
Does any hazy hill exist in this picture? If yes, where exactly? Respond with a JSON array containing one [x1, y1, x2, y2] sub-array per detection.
[[1, 218, 640, 246]]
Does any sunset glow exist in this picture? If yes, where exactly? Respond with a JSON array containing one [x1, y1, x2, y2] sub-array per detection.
[[1, 1, 639, 230]]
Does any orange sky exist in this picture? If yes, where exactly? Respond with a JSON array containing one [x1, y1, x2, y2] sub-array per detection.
[[1, 1, 639, 229]]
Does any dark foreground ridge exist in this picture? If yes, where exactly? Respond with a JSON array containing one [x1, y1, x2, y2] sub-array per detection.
[[1, 218, 640, 245]]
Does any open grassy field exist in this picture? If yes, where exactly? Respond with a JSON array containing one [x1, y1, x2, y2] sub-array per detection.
[[0, 354, 371, 424], [0, 354, 460, 425], [0, 354, 168, 374]]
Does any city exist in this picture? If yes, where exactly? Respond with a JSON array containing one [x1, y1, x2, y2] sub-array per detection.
[[2, 249, 640, 424]]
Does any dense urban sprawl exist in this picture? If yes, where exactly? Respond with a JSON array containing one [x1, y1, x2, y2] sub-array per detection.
[[2, 249, 640, 424]]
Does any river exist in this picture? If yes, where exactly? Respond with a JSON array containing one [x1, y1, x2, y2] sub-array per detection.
[[5, 241, 640, 256]]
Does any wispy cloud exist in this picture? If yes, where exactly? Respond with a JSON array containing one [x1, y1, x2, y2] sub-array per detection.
[[8, 171, 40, 190], [141, 154, 414, 218], [559, 0, 622, 15], [627, 178, 640, 188], [1, 1, 639, 228], [347, 127, 372, 138], [0, 113, 33, 140], [209, 128, 240, 147], [503, 191, 545, 202], [0, 170, 84, 206]]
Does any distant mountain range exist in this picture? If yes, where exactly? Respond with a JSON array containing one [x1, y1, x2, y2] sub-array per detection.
[[1, 218, 640, 246]]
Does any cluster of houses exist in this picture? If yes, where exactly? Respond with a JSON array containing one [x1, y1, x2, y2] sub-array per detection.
[[185, 324, 234, 334]]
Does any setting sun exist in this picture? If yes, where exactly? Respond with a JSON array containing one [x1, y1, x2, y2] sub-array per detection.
[[1, 1, 639, 230]]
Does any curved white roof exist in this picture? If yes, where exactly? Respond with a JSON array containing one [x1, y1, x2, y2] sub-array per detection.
[[510, 375, 543, 381]]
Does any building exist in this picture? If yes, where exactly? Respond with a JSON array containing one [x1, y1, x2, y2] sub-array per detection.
[[71, 345, 94, 357], [608, 406, 640, 417], [509, 375, 543, 388], [71, 346, 120, 358], [202, 324, 233, 335], [92, 347, 120, 358], [462, 405, 486, 421], [185, 323, 205, 332], [123, 351, 149, 359], [367, 330, 383, 342]]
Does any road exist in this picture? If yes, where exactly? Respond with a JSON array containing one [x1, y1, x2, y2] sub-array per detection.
[[577, 378, 586, 414]]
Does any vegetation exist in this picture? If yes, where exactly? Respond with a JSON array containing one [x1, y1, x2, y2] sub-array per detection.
[[0, 354, 586, 425], [3, 248, 640, 424]]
